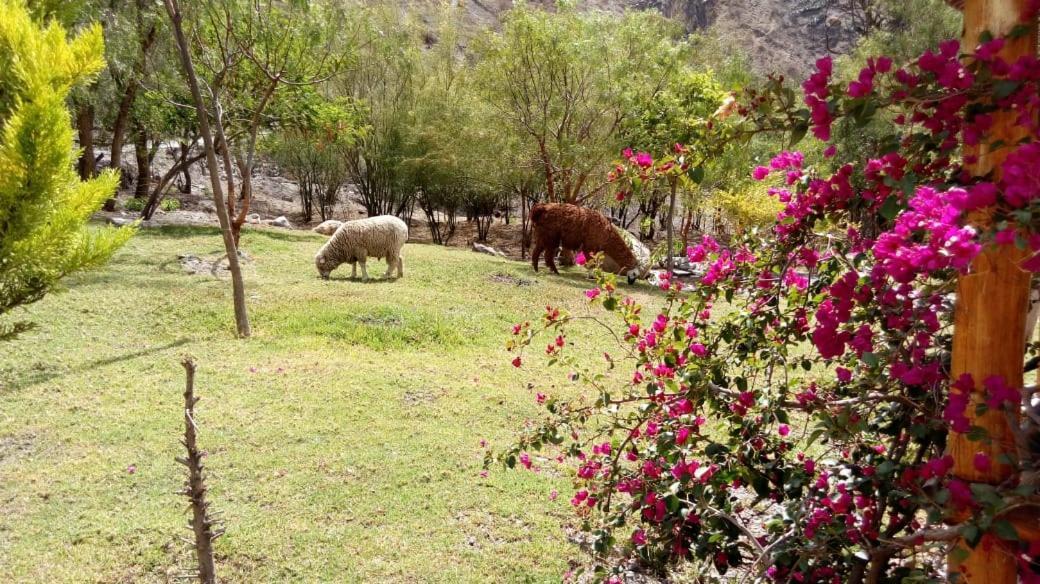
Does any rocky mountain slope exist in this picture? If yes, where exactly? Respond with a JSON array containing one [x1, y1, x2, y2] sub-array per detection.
[[408, 0, 863, 79]]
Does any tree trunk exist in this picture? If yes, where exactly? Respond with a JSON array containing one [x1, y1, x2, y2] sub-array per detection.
[[164, 0, 250, 338], [946, 1, 1037, 582], [111, 21, 157, 171], [179, 143, 193, 193], [76, 103, 96, 181], [133, 126, 151, 200], [109, 85, 135, 172], [666, 179, 677, 274], [142, 150, 204, 219], [520, 193, 530, 260], [232, 151, 252, 245]]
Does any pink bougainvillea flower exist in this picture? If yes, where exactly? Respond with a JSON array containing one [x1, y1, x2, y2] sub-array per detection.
[[752, 165, 770, 180], [575, 251, 587, 266], [973, 452, 992, 473], [778, 424, 790, 437]]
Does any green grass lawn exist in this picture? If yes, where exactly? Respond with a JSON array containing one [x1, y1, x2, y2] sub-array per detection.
[[0, 225, 664, 583]]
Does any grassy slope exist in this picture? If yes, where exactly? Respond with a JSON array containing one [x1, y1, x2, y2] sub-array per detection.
[[0, 226, 662, 583]]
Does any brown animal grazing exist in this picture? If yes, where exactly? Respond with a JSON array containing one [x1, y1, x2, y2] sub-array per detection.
[[530, 203, 642, 284]]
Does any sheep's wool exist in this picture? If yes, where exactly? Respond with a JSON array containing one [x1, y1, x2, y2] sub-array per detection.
[[315, 215, 408, 279]]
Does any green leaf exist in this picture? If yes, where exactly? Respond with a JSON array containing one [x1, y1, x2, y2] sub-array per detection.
[[961, 523, 981, 547], [861, 352, 879, 368], [994, 80, 1020, 99], [966, 426, 990, 442], [993, 520, 1019, 542], [789, 122, 808, 146], [879, 196, 901, 221], [689, 166, 705, 184], [1008, 24, 1032, 40]]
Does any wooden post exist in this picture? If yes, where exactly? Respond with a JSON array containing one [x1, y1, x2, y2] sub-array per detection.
[[948, 1, 1037, 581]]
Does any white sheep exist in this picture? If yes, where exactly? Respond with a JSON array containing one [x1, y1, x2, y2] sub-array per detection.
[[315, 215, 407, 281], [312, 219, 343, 236]]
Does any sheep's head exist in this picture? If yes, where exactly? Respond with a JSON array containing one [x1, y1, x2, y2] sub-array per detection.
[[315, 253, 332, 280], [627, 267, 641, 285]]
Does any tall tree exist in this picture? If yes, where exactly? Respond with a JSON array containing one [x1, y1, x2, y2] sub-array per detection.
[[336, 1, 419, 218], [163, 0, 251, 337]]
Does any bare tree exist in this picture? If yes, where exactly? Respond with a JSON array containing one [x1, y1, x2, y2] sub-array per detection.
[[163, 0, 250, 337]]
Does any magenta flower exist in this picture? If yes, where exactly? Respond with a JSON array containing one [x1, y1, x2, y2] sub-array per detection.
[[973, 452, 991, 472], [752, 166, 770, 181], [635, 152, 653, 168], [575, 251, 587, 266], [778, 424, 790, 437], [836, 367, 852, 383]]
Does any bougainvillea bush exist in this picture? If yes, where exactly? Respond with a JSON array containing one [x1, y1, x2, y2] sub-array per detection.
[[498, 11, 1040, 583]]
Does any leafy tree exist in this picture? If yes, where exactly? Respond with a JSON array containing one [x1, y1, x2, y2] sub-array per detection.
[[618, 69, 728, 241], [337, 1, 420, 218], [0, 0, 134, 338], [265, 91, 361, 222], [476, 5, 686, 204]]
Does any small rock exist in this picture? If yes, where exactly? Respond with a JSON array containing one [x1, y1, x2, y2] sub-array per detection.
[[313, 220, 342, 236], [271, 216, 292, 229], [246, 213, 262, 224], [200, 201, 216, 213], [108, 217, 134, 227]]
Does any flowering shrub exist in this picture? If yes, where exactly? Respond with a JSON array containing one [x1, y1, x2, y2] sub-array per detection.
[[498, 19, 1040, 584]]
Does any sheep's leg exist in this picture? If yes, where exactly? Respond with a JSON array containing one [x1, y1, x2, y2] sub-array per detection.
[[383, 256, 393, 280], [355, 249, 369, 281], [351, 262, 357, 280], [396, 254, 404, 278]]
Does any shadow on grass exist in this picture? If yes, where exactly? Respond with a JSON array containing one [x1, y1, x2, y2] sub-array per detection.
[[0, 337, 192, 395], [323, 275, 402, 284]]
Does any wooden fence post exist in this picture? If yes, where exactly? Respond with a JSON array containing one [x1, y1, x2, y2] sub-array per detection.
[[947, 1, 1038, 581]]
